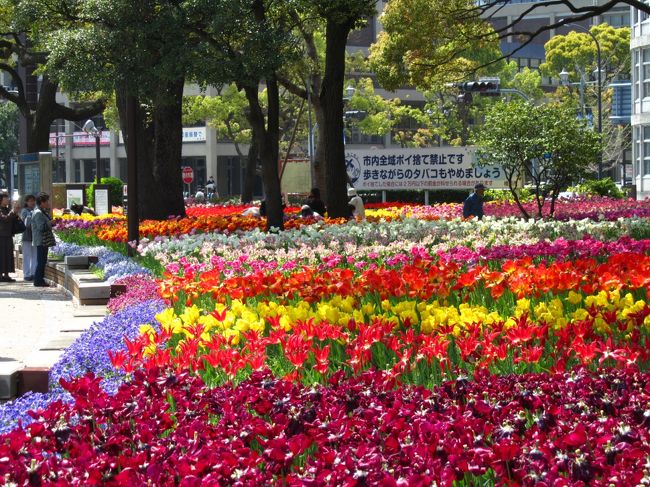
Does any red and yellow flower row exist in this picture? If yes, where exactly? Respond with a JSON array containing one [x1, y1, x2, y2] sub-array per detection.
[[111, 288, 650, 384]]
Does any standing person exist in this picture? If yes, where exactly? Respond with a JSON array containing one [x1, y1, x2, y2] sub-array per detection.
[[20, 195, 37, 281], [31, 193, 55, 288], [463, 183, 485, 220], [0, 193, 22, 282], [305, 188, 326, 217], [347, 188, 366, 221], [206, 176, 216, 199]]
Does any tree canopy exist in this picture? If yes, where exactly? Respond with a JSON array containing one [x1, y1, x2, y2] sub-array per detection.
[[368, 0, 502, 91], [540, 24, 630, 81], [476, 100, 602, 219]]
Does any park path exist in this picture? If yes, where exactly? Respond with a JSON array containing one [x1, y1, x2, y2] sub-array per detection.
[[0, 269, 105, 369]]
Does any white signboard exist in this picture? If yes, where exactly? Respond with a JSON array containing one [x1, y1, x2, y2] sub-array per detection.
[[281, 158, 311, 194], [49, 132, 111, 148], [118, 127, 207, 145], [182, 127, 207, 143], [94, 188, 110, 216], [66, 189, 84, 208], [345, 147, 507, 191]]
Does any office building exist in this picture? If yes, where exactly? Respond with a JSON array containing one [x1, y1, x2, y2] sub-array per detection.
[[631, 5, 650, 198]]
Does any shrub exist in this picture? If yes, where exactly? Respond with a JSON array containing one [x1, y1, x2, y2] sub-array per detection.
[[86, 177, 125, 208], [572, 178, 624, 199], [484, 188, 533, 203]]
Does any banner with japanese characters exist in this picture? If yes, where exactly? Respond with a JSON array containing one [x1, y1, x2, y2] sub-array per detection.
[[345, 147, 507, 191]]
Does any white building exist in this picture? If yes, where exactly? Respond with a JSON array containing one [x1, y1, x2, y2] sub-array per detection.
[[631, 5, 650, 198]]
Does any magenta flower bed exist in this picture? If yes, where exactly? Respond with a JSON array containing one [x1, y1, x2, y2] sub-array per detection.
[[106, 274, 161, 314], [2, 368, 650, 486], [487, 196, 650, 221]]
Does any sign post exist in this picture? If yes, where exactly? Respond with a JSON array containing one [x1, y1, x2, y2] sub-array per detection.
[[122, 184, 128, 215], [182, 166, 194, 195]]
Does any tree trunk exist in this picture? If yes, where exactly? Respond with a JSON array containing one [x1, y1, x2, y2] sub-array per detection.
[[26, 116, 51, 154], [320, 18, 354, 218], [313, 102, 328, 204], [116, 79, 186, 220], [244, 81, 284, 230], [241, 129, 258, 203], [148, 78, 186, 219]]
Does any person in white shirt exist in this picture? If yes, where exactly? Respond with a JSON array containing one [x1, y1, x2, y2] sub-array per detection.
[[206, 177, 216, 199], [347, 188, 365, 221]]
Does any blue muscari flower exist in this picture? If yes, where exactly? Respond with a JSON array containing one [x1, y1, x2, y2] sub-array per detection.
[[0, 299, 165, 434]]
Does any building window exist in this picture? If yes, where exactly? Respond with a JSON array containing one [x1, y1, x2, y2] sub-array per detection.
[[633, 127, 641, 177], [119, 158, 128, 183], [603, 13, 630, 28], [82, 159, 110, 182], [634, 50, 640, 114], [74, 160, 82, 183], [643, 126, 650, 176]]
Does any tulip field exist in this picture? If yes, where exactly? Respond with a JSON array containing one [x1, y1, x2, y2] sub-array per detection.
[[3, 196, 650, 485]]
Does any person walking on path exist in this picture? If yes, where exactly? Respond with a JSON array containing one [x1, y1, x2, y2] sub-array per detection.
[[31, 193, 55, 288], [20, 195, 37, 281], [0, 193, 23, 282], [463, 183, 485, 220]]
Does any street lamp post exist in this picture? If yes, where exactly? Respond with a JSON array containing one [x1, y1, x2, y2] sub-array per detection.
[[559, 68, 587, 119], [126, 96, 139, 256], [561, 22, 604, 179], [342, 84, 356, 145], [82, 119, 102, 183]]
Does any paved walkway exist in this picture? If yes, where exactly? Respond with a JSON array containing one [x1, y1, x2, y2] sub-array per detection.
[[0, 269, 106, 368]]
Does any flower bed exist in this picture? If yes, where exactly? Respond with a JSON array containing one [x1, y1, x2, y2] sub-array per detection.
[[2, 198, 650, 484], [3, 368, 650, 485], [52, 197, 650, 245], [50, 242, 151, 283]]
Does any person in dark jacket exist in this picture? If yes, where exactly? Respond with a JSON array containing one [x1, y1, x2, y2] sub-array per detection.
[[20, 195, 37, 281], [463, 183, 485, 220], [31, 193, 54, 287], [304, 188, 326, 217], [0, 193, 21, 282]]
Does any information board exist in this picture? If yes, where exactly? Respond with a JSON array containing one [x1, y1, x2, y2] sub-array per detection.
[[22, 164, 40, 195], [281, 158, 311, 194], [345, 147, 507, 191], [66, 188, 84, 208], [94, 185, 110, 216], [17, 152, 53, 199]]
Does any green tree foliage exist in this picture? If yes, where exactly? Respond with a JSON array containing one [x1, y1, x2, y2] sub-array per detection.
[[346, 78, 430, 147], [183, 87, 252, 149], [540, 24, 630, 81], [541, 24, 631, 177], [17, 0, 201, 219], [368, 0, 502, 91], [411, 63, 536, 150], [0, 0, 105, 153], [504, 65, 545, 102], [476, 101, 602, 219]]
